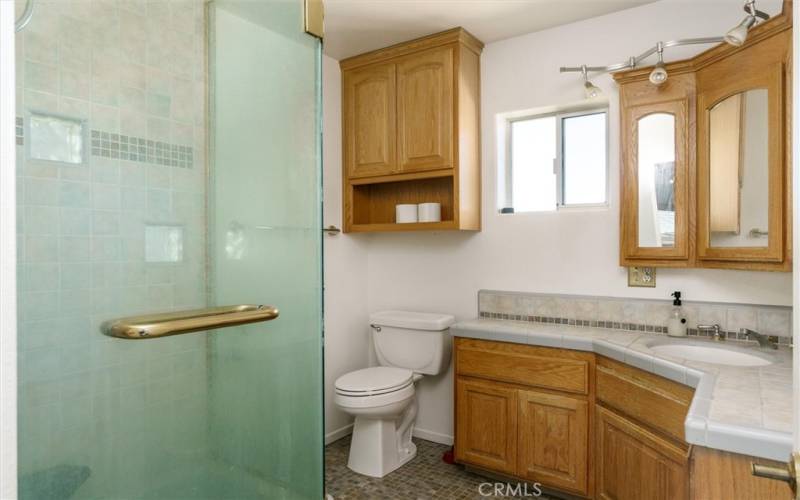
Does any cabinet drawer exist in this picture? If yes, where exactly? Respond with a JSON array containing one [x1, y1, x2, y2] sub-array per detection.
[[455, 338, 592, 395], [596, 357, 693, 442]]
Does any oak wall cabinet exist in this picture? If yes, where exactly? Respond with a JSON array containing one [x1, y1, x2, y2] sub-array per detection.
[[616, 3, 792, 271], [340, 28, 483, 232]]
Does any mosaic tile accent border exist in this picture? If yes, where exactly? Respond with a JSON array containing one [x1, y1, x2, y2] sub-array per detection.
[[15, 117, 23, 146], [90, 130, 194, 168], [478, 290, 793, 346], [14, 117, 194, 168]]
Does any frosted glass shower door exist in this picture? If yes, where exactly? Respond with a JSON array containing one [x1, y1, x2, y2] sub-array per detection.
[[207, 1, 324, 498], [14, 0, 323, 498]]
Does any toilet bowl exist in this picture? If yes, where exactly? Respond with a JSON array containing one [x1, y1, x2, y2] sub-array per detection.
[[335, 367, 419, 477], [334, 311, 454, 478]]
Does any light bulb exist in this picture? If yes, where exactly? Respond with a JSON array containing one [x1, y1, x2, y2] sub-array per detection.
[[725, 16, 756, 46], [649, 62, 668, 85], [584, 80, 602, 99]]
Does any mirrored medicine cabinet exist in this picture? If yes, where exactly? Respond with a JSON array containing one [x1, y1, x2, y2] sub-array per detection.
[[617, 4, 791, 271]]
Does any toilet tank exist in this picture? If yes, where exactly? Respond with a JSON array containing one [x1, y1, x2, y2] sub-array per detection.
[[370, 311, 455, 375]]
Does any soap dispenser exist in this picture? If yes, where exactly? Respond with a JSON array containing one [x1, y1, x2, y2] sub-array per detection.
[[667, 291, 688, 337]]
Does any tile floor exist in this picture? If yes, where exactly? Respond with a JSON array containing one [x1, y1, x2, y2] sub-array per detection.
[[325, 436, 559, 499]]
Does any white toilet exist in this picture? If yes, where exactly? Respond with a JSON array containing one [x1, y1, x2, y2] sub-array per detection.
[[334, 310, 455, 478]]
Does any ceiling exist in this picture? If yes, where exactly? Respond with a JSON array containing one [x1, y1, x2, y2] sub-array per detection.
[[323, 0, 659, 60]]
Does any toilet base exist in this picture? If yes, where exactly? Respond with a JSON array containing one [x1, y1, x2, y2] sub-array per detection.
[[346, 398, 418, 478]]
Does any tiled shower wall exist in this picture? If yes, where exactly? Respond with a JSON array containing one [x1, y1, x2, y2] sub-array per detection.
[[478, 290, 793, 344], [15, 0, 208, 495]]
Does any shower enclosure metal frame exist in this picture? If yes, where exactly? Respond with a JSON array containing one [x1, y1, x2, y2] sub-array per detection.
[[1, 2, 19, 497]]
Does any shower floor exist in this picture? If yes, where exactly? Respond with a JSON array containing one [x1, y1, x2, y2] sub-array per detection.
[[325, 436, 559, 499], [140, 459, 294, 500]]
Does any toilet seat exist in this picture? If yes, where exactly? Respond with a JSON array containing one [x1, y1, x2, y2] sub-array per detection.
[[335, 367, 414, 397]]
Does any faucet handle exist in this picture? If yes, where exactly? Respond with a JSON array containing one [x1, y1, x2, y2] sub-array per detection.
[[698, 324, 724, 340]]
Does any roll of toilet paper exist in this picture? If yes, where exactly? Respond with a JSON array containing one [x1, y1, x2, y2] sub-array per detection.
[[417, 202, 441, 223], [395, 204, 418, 223]]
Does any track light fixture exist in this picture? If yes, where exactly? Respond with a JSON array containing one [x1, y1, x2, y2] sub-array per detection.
[[648, 43, 668, 85], [725, 0, 768, 46], [560, 1, 770, 91], [582, 65, 602, 99]]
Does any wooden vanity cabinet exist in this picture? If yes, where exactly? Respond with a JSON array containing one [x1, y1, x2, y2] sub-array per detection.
[[454, 338, 594, 497], [340, 28, 483, 233], [615, 4, 792, 271], [453, 338, 695, 499]]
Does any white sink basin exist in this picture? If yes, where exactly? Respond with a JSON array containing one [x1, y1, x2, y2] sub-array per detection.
[[648, 342, 773, 367]]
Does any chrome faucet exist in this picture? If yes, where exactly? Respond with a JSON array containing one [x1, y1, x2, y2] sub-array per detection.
[[697, 324, 724, 341], [740, 328, 779, 349]]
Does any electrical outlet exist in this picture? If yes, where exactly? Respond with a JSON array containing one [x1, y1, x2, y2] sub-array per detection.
[[628, 267, 656, 288]]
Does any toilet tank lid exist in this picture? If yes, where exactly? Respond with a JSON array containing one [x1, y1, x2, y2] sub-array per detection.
[[370, 310, 455, 331]]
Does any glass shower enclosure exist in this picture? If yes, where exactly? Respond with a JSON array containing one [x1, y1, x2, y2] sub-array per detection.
[[13, 0, 323, 498]]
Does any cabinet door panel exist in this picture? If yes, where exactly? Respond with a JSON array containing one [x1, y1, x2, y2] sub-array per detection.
[[455, 377, 517, 474], [596, 406, 688, 500], [697, 60, 785, 264], [397, 46, 454, 172], [344, 63, 396, 178], [618, 72, 696, 268], [518, 391, 589, 496]]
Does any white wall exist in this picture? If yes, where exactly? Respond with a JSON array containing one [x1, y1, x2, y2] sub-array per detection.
[[322, 55, 371, 443], [367, 0, 793, 442], [323, 0, 792, 444]]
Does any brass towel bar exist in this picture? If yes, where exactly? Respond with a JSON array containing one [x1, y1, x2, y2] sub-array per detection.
[[102, 304, 279, 339]]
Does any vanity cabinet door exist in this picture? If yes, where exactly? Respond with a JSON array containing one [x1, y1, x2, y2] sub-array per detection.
[[343, 62, 397, 178], [455, 377, 518, 475], [517, 390, 589, 496], [696, 29, 790, 270], [619, 73, 695, 268], [396, 46, 454, 173], [596, 406, 688, 500]]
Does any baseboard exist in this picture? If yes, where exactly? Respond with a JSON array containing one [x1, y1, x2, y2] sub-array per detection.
[[325, 423, 452, 446], [413, 427, 453, 446], [325, 423, 353, 445]]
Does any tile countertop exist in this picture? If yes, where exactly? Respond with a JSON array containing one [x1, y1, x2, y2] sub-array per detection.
[[451, 319, 793, 462]]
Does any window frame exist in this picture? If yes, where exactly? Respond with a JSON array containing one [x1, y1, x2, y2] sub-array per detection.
[[503, 105, 609, 213]]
